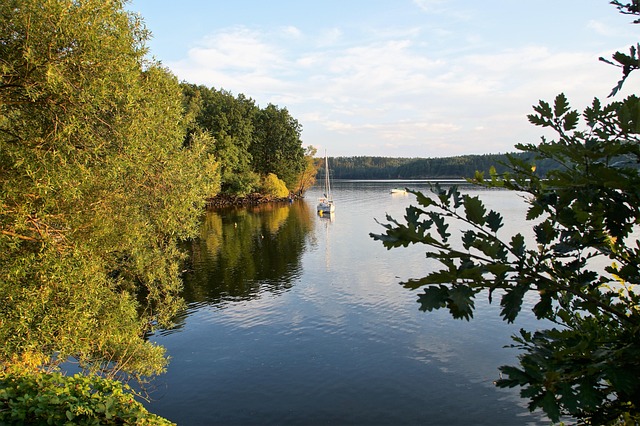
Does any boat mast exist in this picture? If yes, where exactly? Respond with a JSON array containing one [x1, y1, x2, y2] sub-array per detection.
[[324, 153, 331, 201]]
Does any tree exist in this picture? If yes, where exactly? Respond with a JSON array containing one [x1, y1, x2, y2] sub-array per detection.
[[371, 5, 640, 425], [251, 104, 306, 190], [180, 86, 310, 197], [600, 1, 640, 97], [293, 145, 320, 196], [0, 0, 215, 382], [181, 84, 255, 193]]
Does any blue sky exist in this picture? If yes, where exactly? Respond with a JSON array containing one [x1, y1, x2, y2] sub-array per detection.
[[127, 1, 638, 157]]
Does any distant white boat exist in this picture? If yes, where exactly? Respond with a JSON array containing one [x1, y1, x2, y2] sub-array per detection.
[[317, 153, 335, 214], [390, 188, 407, 194]]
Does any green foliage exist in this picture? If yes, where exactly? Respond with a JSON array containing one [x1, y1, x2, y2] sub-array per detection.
[[0, 0, 307, 421], [223, 171, 261, 197], [251, 104, 306, 189], [0, 368, 173, 425], [329, 156, 416, 178], [181, 84, 255, 188], [180, 84, 309, 197], [260, 173, 290, 198], [0, 0, 215, 379], [599, 2, 640, 97], [293, 145, 319, 196], [372, 86, 640, 426]]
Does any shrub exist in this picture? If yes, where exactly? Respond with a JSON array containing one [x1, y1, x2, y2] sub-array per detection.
[[0, 369, 174, 425], [260, 173, 290, 198]]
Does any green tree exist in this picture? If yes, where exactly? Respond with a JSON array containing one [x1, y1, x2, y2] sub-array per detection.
[[293, 145, 320, 196], [181, 85, 309, 197], [371, 5, 640, 425], [251, 104, 306, 189], [181, 84, 255, 194], [0, 0, 215, 382], [600, 1, 640, 97]]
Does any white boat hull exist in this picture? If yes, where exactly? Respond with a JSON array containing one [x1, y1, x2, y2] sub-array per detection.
[[317, 200, 335, 214]]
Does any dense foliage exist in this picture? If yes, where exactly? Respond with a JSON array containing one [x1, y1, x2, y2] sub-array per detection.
[[0, 368, 173, 425], [181, 84, 312, 196], [260, 173, 290, 198], [0, 0, 220, 380], [371, 4, 640, 423], [328, 156, 416, 179], [0, 0, 314, 422]]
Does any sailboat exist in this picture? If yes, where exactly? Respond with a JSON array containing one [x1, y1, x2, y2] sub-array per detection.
[[317, 153, 335, 215]]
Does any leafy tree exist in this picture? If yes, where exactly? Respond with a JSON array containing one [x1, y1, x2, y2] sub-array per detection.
[[600, 1, 640, 97], [0, 0, 215, 381], [251, 104, 306, 190], [224, 170, 261, 197], [293, 145, 320, 196], [181, 84, 255, 193], [180, 85, 310, 197], [371, 5, 640, 425]]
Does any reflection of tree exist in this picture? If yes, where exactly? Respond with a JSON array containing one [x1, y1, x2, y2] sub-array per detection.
[[200, 211, 224, 257], [180, 200, 314, 308]]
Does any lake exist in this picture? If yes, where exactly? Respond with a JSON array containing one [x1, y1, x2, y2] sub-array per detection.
[[146, 180, 549, 425]]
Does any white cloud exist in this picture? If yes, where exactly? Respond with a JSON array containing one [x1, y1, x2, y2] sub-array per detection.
[[196, 28, 281, 69], [280, 25, 302, 39], [587, 19, 638, 39], [316, 28, 343, 47], [412, 0, 446, 13], [164, 10, 635, 157]]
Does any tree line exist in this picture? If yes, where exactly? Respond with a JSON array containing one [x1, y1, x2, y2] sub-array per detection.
[[181, 84, 317, 198], [327, 153, 563, 179]]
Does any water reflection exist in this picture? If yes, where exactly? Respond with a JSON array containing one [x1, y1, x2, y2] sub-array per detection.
[[317, 210, 335, 222], [148, 182, 549, 425], [180, 200, 313, 308]]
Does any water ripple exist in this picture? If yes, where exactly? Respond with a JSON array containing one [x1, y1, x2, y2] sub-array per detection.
[[148, 181, 549, 426]]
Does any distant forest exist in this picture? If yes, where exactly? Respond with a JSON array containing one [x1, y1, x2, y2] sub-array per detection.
[[325, 152, 561, 179]]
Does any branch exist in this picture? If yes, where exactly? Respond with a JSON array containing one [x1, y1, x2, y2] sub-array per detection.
[[1, 229, 40, 242]]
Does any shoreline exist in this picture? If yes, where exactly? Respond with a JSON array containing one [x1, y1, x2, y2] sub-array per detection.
[[205, 193, 300, 209]]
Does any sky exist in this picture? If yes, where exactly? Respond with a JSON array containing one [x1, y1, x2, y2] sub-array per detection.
[[126, 1, 638, 158]]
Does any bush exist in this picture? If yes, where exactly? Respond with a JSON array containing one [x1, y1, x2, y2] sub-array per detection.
[[223, 171, 261, 196], [260, 173, 290, 198], [0, 369, 174, 425]]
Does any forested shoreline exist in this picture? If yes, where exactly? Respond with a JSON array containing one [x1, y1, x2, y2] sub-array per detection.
[[181, 83, 318, 198], [325, 153, 561, 179]]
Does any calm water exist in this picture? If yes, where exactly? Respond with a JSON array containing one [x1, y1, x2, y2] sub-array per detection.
[[146, 180, 549, 425]]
